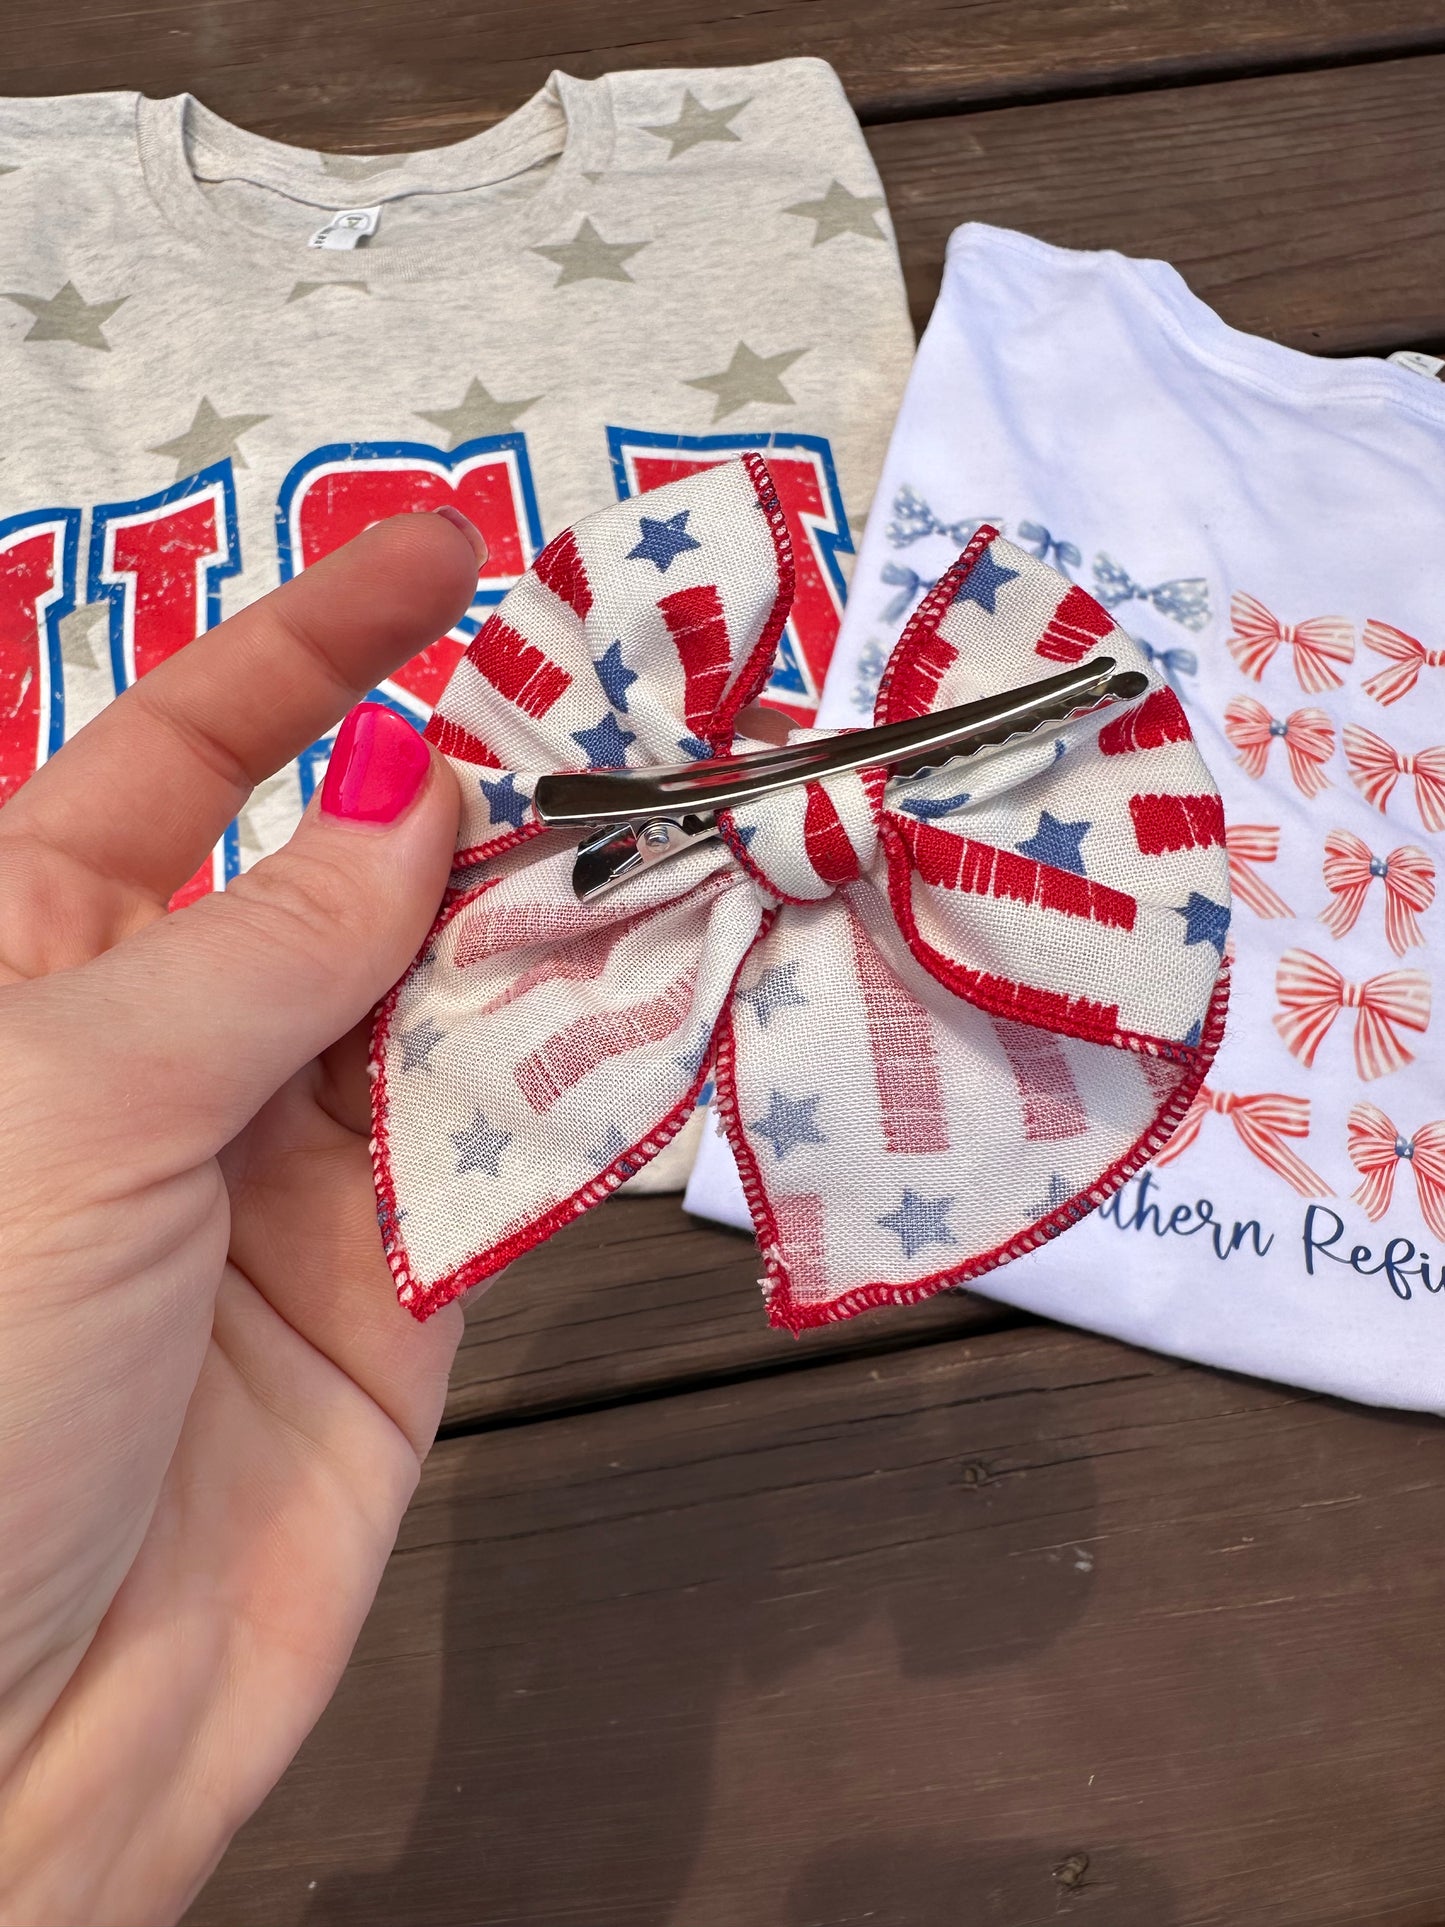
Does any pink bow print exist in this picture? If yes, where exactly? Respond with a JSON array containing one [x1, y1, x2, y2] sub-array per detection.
[[1225, 592, 1354, 693], [1320, 829, 1434, 956], [1155, 1085, 1329, 1198], [1224, 698, 1334, 796], [1348, 1103, 1445, 1236], [1361, 619, 1445, 707], [370, 458, 1232, 1330], [1273, 947, 1431, 1081], [1343, 726, 1445, 833]]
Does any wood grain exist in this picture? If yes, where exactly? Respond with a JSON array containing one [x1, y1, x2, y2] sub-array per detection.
[[6, 1, 1444, 137], [873, 53, 1445, 351], [191, 1324, 1445, 1927], [444, 1195, 1019, 1429]]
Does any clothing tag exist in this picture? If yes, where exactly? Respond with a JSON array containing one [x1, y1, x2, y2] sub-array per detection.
[[308, 205, 382, 251], [1388, 349, 1445, 382]]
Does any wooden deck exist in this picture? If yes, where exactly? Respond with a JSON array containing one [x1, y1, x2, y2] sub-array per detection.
[[29, 4, 1445, 1919]]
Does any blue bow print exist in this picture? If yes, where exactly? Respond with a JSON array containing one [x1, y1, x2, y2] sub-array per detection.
[[1135, 636, 1199, 695], [880, 559, 940, 622], [1092, 553, 1211, 632], [1017, 521, 1081, 578], [886, 484, 1000, 551]]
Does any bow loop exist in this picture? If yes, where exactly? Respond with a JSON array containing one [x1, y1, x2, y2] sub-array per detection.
[[1361, 619, 1445, 706], [375, 460, 1229, 1330]]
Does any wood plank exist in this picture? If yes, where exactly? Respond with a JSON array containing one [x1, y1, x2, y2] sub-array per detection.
[[191, 1325, 1445, 1927], [5, 1, 1444, 139], [872, 52, 1445, 353], [443, 1194, 1018, 1429]]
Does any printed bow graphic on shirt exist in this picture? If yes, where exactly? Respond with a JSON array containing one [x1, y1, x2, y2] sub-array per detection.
[[372, 457, 1231, 1330], [1134, 638, 1198, 697], [1224, 697, 1334, 796], [1273, 947, 1431, 1082], [1224, 592, 1355, 693], [1092, 554, 1211, 633], [1343, 725, 1445, 832], [1360, 619, 1445, 707], [1348, 1103, 1445, 1236], [1320, 829, 1434, 956], [885, 484, 999, 551], [1155, 1085, 1329, 1199]]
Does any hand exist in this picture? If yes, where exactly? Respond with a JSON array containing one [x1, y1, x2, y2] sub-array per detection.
[[0, 509, 485, 1924]]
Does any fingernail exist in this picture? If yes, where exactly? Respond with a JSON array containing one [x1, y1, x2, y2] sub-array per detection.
[[321, 703, 431, 825], [430, 503, 488, 564]]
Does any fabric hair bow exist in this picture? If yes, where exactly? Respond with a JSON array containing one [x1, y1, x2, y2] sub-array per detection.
[[1348, 1103, 1445, 1236], [1343, 725, 1445, 832], [1273, 947, 1431, 1082], [1224, 698, 1334, 796], [885, 484, 997, 552], [1091, 554, 1211, 633], [1360, 619, 1445, 707], [372, 457, 1230, 1329], [1224, 823, 1293, 920], [1155, 1084, 1328, 1198], [1320, 829, 1434, 956], [1224, 591, 1354, 693]]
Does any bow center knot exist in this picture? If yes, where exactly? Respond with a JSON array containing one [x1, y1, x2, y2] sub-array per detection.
[[1399, 752, 1418, 776], [1395, 1134, 1416, 1161], [1369, 855, 1390, 879], [1428, 650, 1445, 669], [1208, 1088, 1236, 1117], [1340, 978, 1366, 1009], [724, 754, 882, 903], [1268, 718, 1289, 738]]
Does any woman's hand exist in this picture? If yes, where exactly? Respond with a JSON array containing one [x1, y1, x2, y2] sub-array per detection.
[[0, 509, 484, 1924]]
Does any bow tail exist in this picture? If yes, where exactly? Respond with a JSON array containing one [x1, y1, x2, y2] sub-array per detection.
[[1230, 1111, 1331, 1199], [372, 843, 763, 1319], [1319, 882, 1369, 939], [1352, 1002, 1421, 1083], [1361, 660, 1421, 706], [716, 893, 1223, 1333]]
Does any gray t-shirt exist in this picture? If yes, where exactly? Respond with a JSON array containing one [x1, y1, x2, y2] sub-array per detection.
[[0, 61, 914, 897]]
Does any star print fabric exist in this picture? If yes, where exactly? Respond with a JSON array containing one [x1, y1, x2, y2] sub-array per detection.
[[0, 64, 912, 924], [374, 456, 1229, 1327], [734, 220, 1445, 1409]]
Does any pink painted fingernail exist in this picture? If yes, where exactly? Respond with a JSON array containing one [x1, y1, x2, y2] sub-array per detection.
[[431, 503, 488, 563], [321, 703, 431, 825]]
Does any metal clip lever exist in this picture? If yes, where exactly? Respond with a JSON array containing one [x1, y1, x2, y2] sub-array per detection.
[[537, 656, 1150, 902], [570, 812, 720, 900]]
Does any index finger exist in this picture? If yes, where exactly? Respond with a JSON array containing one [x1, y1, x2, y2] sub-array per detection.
[[0, 509, 484, 908]]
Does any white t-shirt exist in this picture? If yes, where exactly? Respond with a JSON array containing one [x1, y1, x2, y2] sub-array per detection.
[[688, 222, 1445, 1412]]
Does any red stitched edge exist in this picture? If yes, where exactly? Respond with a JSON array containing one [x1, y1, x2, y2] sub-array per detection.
[[715, 957, 1232, 1335], [874, 527, 997, 726], [707, 452, 797, 746], [370, 881, 773, 1321]]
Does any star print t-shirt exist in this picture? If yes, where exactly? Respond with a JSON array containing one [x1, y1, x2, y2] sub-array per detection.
[[688, 221, 1445, 1414], [0, 60, 912, 876]]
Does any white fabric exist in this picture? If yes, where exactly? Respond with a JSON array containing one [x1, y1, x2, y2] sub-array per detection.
[[688, 222, 1445, 1411]]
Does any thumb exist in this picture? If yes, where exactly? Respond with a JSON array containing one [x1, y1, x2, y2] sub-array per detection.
[[50, 703, 461, 1164]]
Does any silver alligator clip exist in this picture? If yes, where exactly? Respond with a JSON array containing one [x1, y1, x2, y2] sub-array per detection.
[[534, 656, 1149, 902]]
